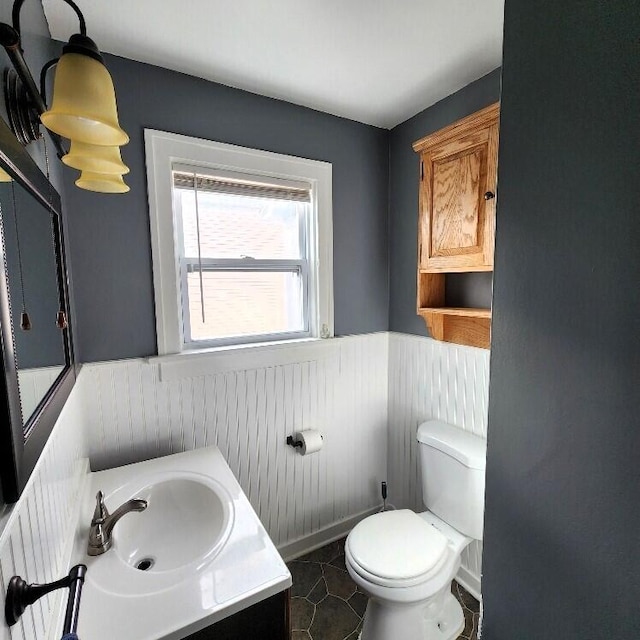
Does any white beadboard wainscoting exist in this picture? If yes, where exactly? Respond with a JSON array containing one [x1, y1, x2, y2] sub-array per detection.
[[0, 377, 89, 640], [0, 333, 387, 640], [79, 333, 390, 556], [0, 330, 490, 640], [387, 332, 490, 598]]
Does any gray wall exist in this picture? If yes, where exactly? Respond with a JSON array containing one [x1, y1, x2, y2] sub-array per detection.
[[388, 69, 501, 335], [63, 54, 390, 362], [481, 0, 640, 637]]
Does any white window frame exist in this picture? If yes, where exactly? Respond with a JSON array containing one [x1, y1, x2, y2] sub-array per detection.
[[144, 129, 334, 355]]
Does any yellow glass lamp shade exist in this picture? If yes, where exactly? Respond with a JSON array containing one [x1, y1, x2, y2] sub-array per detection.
[[62, 141, 129, 175], [76, 171, 130, 194], [0, 166, 12, 182], [41, 35, 129, 146]]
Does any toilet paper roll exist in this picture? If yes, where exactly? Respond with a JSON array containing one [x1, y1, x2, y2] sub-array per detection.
[[293, 430, 323, 455]]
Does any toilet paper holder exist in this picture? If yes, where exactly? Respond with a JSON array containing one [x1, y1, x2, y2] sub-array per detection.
[[286, 435, 303, 449], [286, 430, 324, 455]]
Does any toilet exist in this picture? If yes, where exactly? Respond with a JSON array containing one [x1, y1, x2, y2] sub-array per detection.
[[345, 420, 487, 640]]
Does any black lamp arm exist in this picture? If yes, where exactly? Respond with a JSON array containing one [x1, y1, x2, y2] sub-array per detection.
[[40, 58, 59, 105], [12, 0, 87, 38], [5, 564, 87, 628], [0, 24, 68, 157], [0, 22, 48, 112]]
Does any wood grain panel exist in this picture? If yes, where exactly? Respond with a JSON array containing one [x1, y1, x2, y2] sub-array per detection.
[[419, 134, 495, 271], [414, 103, 499, 349], [425, 311, 445, 341], [413, 102, 499, 153], [484, 121, 499, 265], [422, 308, 491, 318], [419, 309, 491, 349], [415, 102, 498, 274], [416, 272, 445, 310], [431, 149, 483, 256], [442, 315, 491, 350]]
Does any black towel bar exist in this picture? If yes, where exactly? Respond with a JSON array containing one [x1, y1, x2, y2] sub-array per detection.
[[5, 563, 87, 635]]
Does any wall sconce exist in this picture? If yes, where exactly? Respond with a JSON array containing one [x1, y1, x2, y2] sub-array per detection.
[[0, 0, 130, 193]]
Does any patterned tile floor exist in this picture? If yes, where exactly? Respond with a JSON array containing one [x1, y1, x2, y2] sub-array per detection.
[[287, 538, 480, 640]]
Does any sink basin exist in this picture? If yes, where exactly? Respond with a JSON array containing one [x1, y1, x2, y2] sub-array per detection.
[[75, 447, 291, 640], [114, 476, 230, 572], [87, 471, 234, 596]]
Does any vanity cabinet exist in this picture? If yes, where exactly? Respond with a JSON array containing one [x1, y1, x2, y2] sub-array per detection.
[[184, 590, 290, 640], [413, 102, 499, 349]]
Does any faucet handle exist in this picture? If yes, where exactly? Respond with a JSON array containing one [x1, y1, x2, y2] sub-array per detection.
[[92, 491, 110, 523]]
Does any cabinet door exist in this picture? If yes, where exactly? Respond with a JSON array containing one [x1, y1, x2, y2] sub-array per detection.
[[419, 120, 498, 272]]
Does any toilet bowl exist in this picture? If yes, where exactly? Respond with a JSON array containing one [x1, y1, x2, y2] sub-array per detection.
[[345, 510, 470, 640], [345, 420, 486, 640]]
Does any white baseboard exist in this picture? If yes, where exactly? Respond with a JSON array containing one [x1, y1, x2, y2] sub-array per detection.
[[456, 564, 481, 601], [278, 506, 380, 562]]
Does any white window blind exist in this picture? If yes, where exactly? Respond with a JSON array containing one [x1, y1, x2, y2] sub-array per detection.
[[172, 171, 311, 203]]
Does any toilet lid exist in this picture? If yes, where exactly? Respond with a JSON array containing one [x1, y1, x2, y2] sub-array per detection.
[[348, 510, 448, 580]]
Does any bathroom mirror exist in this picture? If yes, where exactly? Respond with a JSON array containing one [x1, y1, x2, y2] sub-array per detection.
[[0, 114, 76, 504], [1, 178, 66, 420]]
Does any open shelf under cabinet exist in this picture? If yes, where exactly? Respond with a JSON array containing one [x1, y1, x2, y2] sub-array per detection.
[[418, 307, 491, 349]]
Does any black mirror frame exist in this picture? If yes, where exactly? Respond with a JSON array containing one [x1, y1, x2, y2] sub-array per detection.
[[0, 115, 76, 504]]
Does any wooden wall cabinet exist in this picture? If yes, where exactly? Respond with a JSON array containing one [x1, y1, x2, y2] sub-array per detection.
[[413, 103, 499, 349]]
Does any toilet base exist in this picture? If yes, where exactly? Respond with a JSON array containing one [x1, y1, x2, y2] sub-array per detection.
[[360, 584, 464, 640]]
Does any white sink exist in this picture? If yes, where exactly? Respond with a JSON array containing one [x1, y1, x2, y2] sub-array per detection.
[[88, 465, 234, 596], [73, 447, 291, 640], [87, 471, 233, 596], [114, 476, 231, 573]]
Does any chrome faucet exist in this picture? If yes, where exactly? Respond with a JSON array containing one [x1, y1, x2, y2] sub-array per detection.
[[87, 491, 148, 556]]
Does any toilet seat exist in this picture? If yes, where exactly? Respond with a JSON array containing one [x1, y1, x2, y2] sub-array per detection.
[[346, 510, 449, 588], [346, 547, 450, 590]]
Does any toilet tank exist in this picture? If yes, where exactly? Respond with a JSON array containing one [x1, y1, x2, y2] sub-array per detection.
[[417, 420, 487, 540]]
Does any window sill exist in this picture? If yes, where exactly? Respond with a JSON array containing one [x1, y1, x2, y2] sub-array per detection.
[[148, 337, 339, 381]]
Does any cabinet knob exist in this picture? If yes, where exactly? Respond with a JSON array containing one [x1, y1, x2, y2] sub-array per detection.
[[484, 191, 495, 201]]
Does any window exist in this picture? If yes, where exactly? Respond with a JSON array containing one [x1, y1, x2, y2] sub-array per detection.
[[145, 130, 333, 354], [173, 169, 311, 346]]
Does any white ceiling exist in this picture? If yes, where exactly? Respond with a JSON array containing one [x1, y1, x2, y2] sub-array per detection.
[[43, 0, 504, 129]]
